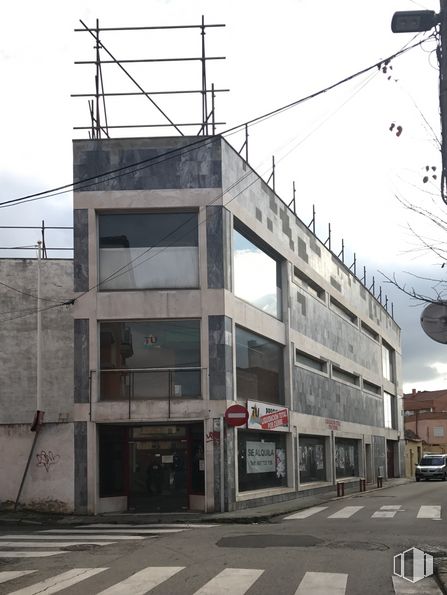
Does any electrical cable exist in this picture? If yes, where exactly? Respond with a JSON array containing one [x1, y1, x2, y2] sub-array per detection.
[[0, 36, 433, 319], [0, 34, 433, 210]]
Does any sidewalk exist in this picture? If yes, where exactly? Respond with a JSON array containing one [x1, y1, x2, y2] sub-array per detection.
[[0, 478, 410, 526], [2, 478, 446, 591]]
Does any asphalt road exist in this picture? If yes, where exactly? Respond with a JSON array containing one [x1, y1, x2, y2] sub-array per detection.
[[0, 481, 446, 594]]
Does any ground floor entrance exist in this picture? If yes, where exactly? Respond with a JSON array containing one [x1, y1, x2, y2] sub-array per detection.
[[98, 423, 205, 512]]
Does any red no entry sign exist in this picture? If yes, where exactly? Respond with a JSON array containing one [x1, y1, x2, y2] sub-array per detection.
[[225, 404, 249, 427]]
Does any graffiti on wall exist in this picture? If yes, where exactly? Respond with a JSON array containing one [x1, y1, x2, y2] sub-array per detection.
[[36, 450, 60, 472]]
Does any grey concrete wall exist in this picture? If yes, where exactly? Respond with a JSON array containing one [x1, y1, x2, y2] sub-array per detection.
[[74, 421, 88, 513], [293, 368, 384, 427], [206, 206, 232, 290], [291, 289, 381, 374], [373, 435, 386, 477], [208, 316, 233, 400], [73, 137, 222, 191], [74, 319, 89, 404], [0, 423, 74, 512], [220, 139, 400, 351], [74, 209, 89, 292], [0, 259, 73, 424]]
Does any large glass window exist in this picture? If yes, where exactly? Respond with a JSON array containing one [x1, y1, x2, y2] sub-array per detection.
[[335, 438, 359, 478], [238, 430, 288, 492], [236, 326, 284, 405], [299, 435, 327, 483], [100, 320, 201, 400], [233, 226, 282, 319], [98, 212, 198, 290], [382, 342, 395, 382], [384, 392, 397, 429]]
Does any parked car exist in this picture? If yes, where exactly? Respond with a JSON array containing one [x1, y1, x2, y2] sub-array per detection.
[[415, 453, 447, 481]]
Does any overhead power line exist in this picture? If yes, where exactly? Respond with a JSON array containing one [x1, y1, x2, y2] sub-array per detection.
[[0, 34, 433, 210]]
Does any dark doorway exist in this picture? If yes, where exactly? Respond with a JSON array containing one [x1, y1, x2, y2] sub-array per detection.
[[99, 423, 205, 512], [387, 441, 395, 478]]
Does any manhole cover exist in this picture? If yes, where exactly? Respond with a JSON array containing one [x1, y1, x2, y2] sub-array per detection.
[[217, 534, 324, 548], [61, 544, 101, 552], [327, 541, 389, 551]]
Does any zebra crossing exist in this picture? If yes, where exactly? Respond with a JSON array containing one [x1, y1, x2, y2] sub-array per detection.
[[0, 566, 442, 594], [0, 523, 215, 560], [284, 504, 443, 521]]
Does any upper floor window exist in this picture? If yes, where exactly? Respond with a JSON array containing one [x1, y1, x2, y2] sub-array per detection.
[[236, 326, 284, 404], [382, 342, 395, 382], [100, 319, 201, 400], [233, 223, 282, 319], [98, 211, 198, 291], [293, 267, 325, 301], [384, 392, 397, 429], [330, 297, 358, 325]]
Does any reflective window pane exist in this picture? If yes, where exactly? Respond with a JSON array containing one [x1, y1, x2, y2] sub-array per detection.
[[233, 229, 281, 319], [98, 212, 199, 290], [100, 320, 201, 400], [236, 326, 284, 404]]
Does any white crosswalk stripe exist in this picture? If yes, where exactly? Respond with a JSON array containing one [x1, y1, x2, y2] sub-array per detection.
[[0, 552, 64, 558], [0, 572, 36, 585], [284, 503, 444, 522], [10, 566, 443, 594], [372, 505, 402, 518], [284, 506, 328, 519], [6, 568, 107, 595], [417, 505, 441, 520], [41, 528, 182, 535], [194, 568, 264, 595], [96, 566, 184, 595], [0, 523, 208, 560], [328, 506, 364, 519], [294, 571, 348, 594]]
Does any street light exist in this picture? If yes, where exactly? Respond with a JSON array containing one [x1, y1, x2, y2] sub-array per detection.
[[391, 10, 439, 33]]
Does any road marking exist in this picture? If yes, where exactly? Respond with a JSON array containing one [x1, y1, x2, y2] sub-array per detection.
[[392, 575, 443, 594], [0, 571, 36, 584], [193, 568, 264, 595], [372, 505, 402, 518], [284, 506, 328, 520], [96, 566, 184, 595], [295, 571, 348, 594], [7, 568, 107, 595], [328, 506, 364, 519], [0, 552, 64, 558], [1, 534, 143, 541], [0, 541, 115, 548], [417, 505, 441, 520], [83, 523, 218, 531], [41, 528, 183, 534]]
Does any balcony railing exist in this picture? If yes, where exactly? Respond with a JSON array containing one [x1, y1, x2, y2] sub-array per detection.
[[99, 367, 202, 403]]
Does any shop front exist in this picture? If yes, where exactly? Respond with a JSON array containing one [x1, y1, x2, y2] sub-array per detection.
[[98, 422, 205, 512], [237, 401, 291, 496]]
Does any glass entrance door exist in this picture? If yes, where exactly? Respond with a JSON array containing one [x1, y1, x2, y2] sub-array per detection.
[[128, 428, 189, 512]]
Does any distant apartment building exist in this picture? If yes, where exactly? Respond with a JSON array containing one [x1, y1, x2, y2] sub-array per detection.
[[403, 389, 447, 452], [0, 135, 403, 514]]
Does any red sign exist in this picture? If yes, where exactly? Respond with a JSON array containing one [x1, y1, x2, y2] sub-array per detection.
[[261, 409, 288, 430], [325, 418, 341, 431], [225, 404, 249, 427]]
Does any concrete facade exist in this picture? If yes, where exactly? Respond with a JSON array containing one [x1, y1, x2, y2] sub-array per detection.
[[70, 135, 403, 514], [0, 134, 403, 514], [0, 259, 74, 511]]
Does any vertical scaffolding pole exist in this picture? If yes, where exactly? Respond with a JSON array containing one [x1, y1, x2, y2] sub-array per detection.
[[201, 15, 208, 136]]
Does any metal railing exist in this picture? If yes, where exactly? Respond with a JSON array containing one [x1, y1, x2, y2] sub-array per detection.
[[99, 367, 202, 416]]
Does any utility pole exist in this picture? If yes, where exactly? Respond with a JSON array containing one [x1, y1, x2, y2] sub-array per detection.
[[439, 0, 447, 202], [391, 6, 446, 198]]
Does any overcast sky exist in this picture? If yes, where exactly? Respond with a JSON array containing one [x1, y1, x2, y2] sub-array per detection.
[[1, 0, 447, 393]]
